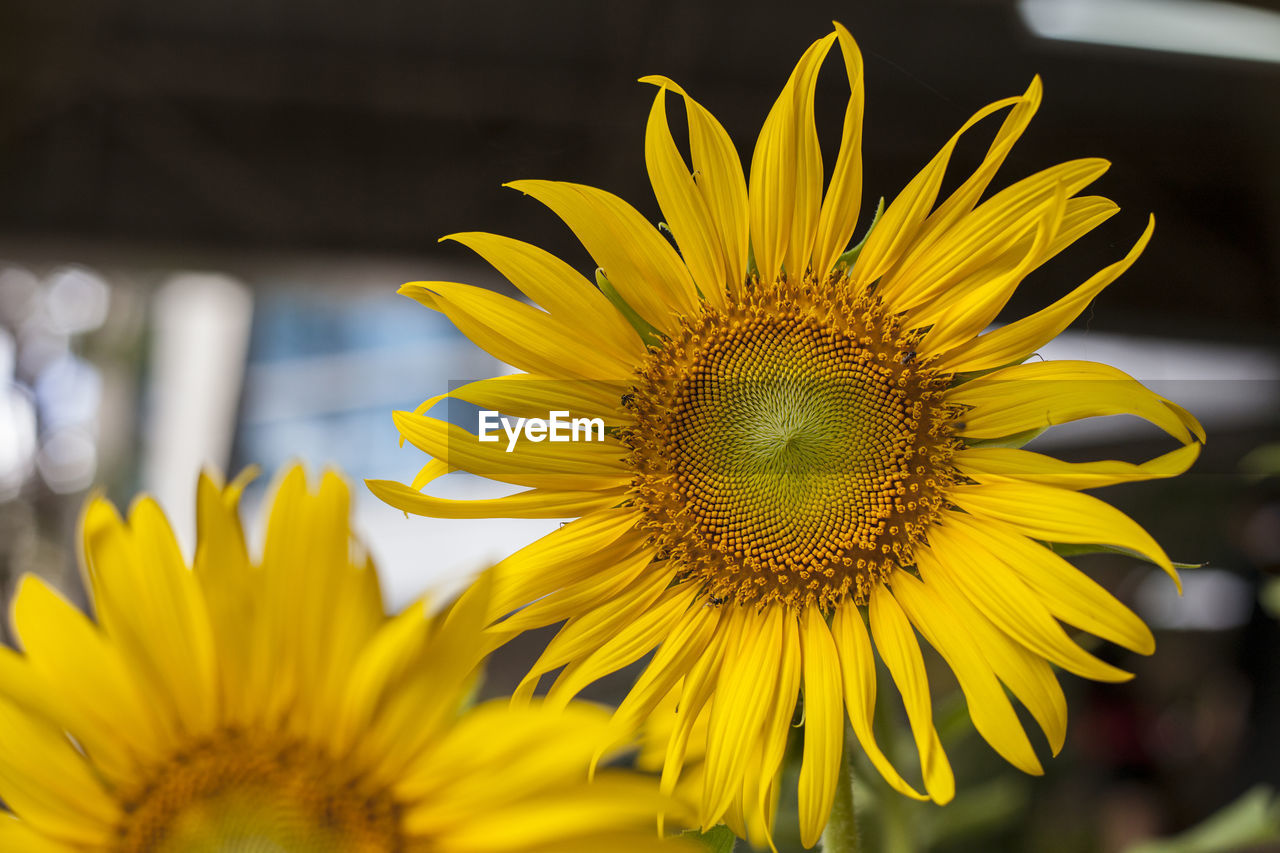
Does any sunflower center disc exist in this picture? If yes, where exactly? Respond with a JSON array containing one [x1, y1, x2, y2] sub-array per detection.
[[117, 730, 403, 852], [626, 277, 959, 610]]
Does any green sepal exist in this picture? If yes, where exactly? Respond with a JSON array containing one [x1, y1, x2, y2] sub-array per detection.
[[833, 197, 886, 274], [1047, 542, 1203, 571], [596, 268, 663, 348], [962, 427, 1047, 450], [681, 825, 737, 853]]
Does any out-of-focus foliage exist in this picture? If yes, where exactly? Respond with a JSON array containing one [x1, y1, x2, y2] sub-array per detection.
[[1124, 787, 1280, 853]]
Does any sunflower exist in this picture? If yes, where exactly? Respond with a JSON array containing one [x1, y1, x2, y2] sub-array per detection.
[[369, 23, 1204, 848], [0, 466, 690, 853]]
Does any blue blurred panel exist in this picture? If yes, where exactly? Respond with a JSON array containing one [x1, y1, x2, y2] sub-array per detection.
[[234, 288, 504, 483]]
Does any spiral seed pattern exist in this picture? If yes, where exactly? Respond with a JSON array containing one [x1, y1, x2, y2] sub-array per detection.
[[624, 274, 960, 610]]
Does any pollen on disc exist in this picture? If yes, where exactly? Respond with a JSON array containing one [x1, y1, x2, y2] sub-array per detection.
[[624, 273, 960, 610]]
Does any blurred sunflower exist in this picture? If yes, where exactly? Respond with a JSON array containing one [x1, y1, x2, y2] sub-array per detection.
[[0, 466, 686, 853], [370, 23, 1204, 848]]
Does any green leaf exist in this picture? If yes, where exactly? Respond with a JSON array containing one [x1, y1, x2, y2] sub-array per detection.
[[1047, 542, 1203, 571], [1260, 577, 1280, 621], [1123, 786, 1280, 853], [1240, 443, 1280, 478], [922, 777, 1030, 848], [833, 197, 885, 273], [596, 268, 663, 348], [681, 825, 737, 853]]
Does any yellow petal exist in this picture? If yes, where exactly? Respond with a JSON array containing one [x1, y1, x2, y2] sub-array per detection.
[[811, 23, 865, 278], [890, 76, 1043, 274], [941, 513, 1155, 655], [606, 603, 722, 755], [192, 471, 256, 722], [661, 622, 730, 799], [850, 95, 1021, 289], [547, 581, 702, 707], [11, 574, 166, 764], [126, 497, 219, 732], [362, 572, 499, 782], [887, 158, 1105, 312], [506, 180, 700, 333], [77, 499, 195, 760], [420, 772, 669, 849], [516, 562, 679, 702], [748, 33, 836, 283], [830, 601, 927, 801], [393, 410, 629, 492], [639, 75, 751, 297], [399, 280, 635, 379], [798, 605, 844, 848], [743, 613, 801, 843], [396, 700, 612, 807], [948, 359, 1205, 447], [914, 545, 1069, 754], [915, 183, 1064, 357], [867, 584, 955, 804], [645, 85, 729, 309], [950, 480, 1180, 590], [331, 598, 434, 757], [443, 231, 645, 358], [367, 476, 625, 520], [492, 831, 698, 853], [252, 467, 323, 729], [499, 545, 656, 638], [445, 373, 632, 427], [890, 569, 1043, 775], [910, 194, 1119, 360], [926, 522, 1132, 682], [0, 814, 79, 852], [956, 442, 1200, 491], [702, 606, 785, 826], [308, 544, 385, 743], [489, 509, 647, 620], [939, 215, 1153, 373], [261, 471, 377, 742], [0, 696, 118, 844]]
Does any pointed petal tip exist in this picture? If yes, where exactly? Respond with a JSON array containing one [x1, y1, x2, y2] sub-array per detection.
[[638, 74, 678, 90]]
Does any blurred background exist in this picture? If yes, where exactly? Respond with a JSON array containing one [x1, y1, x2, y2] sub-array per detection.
[[0, 0, 1277, 850]]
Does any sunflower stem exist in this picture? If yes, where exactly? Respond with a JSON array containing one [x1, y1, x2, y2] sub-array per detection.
[[822, 736, 860, 853]]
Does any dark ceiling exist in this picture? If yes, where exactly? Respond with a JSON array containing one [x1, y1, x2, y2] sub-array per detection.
[[0, 0, 1276, 340]]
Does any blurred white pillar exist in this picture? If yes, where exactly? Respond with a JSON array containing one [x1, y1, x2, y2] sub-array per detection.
[[1019, 0, 1280, 63], [142, 273, 253, 554]]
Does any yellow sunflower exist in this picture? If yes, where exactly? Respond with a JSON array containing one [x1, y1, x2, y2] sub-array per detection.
[[369, 23, 1204, 848], [0, 466, 689, 853]]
